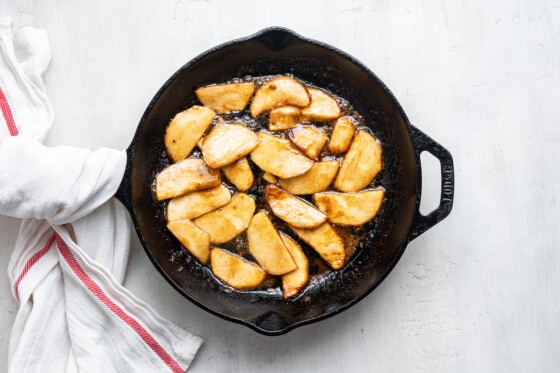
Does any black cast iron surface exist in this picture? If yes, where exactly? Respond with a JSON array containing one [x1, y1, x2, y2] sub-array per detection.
[[115, 27, 455, 335]]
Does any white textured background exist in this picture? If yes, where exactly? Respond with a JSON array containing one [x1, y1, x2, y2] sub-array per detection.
[[1, 1, 559, 371]]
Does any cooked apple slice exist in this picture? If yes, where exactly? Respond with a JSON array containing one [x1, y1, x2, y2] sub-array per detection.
[[250, 132, 314, 178], [314, 189, 384, 226], [167, 220, 210, 264], [198, 122, 260, 169], [210, 247, 266, 290], [193, 193, 255, 243], [221, 157, 253, 192], [195, 82, 255, 113], [166, 185, 231, 221], [278, 160, 339, 195], [250, 76, 310, 117], [328, 116, 355, 154], [265, 184, 327, 229], [155, 158, 221, 201], [301, 87, 341, 121], [288, 125, 328, 159], [290, 223, 346, 270], [269, 106, 301, 131], [334, 130, 383, 192], [164, 106, 215, 163], [247, 211, 297, 276], [280, 233, 309, 299], [262, 172, 278, 184]]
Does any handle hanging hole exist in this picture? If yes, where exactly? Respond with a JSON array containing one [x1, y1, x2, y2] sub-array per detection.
[[419, 151, 442, 216]]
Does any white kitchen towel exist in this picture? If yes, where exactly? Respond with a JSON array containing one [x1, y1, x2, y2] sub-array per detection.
[[0, 17, 202, 373]]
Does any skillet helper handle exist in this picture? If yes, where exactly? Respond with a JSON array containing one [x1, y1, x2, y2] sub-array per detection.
[[114, 145, 135, 214], [407, 124, 454, 241]]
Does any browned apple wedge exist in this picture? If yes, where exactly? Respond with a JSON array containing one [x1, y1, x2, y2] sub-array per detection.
[[210, 247, 267, 290], [198, 122, 260, 169], [328, 116, 355, 154], [250, 76, 310, 117], [265, 184, 327, 229], [155, 158, 221, 201], [290, 223, 346, 270], [195, 82, 255, 113], [301, 87, 341, 121], [247, 211, 297, 276], [166, 185, 231, 221], [280, 233, 309, 299], [262, 172, 278, 184], [334, 130, 383, 192], [221, 157, 254, 192], [193, 193, 255, 243], [269, 105, 301, 131], [250, 132, 314, 178], [167, 220, 210, 264], [278, 160, 339, 195], [164, 106, 215, 163], [288, 125, 328, 159], [314, 189, 385, 226]]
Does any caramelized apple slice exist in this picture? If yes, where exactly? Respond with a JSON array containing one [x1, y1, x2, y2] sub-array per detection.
[[221, 157, 254, 192], [155, 158, 221, 201], [195, 82, 255, 113], [164, 106, 215, 163], [314, 189, 384, 226], [278, 160, 339, 195], [290, 223, 346, 270], [193, 193, 255, 243], [167, 220, 210, 264], [198, 122, 260, 169], [334, 130, 383, 192], [210, 247, 266, 290], [328, 116, 355, 154], [280, 233, 309, 299], [247, 211, 297, 276], [269, 106, 301, 131], [288, 125, 328, 160], [262, 172, 278, 184], [250, 132, 314, 179], [250, 76, 310, 117], [166, 185, 231, 221], [301, 87, 341, 121], [265, 184, 327, 229]]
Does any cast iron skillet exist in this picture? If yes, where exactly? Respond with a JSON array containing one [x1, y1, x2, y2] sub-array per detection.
[[115, 27, 454, 336]]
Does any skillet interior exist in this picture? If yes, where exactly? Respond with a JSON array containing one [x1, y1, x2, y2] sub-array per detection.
[[128, 28, 418, 335]]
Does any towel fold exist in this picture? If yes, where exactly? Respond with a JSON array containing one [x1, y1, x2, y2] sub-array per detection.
[[0, 17, 202, 373]]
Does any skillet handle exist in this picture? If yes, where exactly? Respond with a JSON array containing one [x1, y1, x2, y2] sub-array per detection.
[[114, 145, 135, 214], [406, 124, 454, 241]]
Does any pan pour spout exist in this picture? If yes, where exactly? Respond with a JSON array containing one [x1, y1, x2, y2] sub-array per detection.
[[254, 27, 298, 51]]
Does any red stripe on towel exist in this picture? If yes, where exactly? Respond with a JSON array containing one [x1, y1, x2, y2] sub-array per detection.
[[55, 233, 185, 373], [13, 233, 56, 301], [0, 87, 19, 136]]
